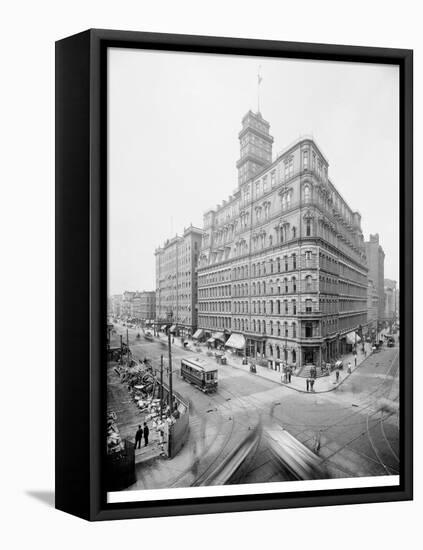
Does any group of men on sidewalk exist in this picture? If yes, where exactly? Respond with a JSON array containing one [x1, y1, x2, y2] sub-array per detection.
[[135, 422, 150, 449]]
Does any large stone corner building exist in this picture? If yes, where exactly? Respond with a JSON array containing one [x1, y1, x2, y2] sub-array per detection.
[[197, 110, 368, 370]]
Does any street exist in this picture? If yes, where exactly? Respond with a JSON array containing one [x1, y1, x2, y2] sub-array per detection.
[[109, 323, 399, 488]]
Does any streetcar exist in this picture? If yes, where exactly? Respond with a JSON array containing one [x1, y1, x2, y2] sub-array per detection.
[[180, 358, 218, 393]]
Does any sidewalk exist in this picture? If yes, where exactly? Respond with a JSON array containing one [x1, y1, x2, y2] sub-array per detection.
[[155, 332, 376, 393], [155, 332, 374, 394]]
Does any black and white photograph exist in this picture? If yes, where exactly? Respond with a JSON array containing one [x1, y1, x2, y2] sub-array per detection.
[[106, 47, 402, 504]]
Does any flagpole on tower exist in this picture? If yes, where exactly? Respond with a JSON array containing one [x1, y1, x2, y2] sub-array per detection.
[[257, 65, 262, 113]]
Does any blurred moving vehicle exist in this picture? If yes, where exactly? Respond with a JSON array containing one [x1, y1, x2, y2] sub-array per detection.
[[192, 424, 262, 486], [265, 423, 326, 480], [143, 330, 153, 341]]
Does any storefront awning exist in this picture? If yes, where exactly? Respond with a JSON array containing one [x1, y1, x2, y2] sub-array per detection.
[[169, 325, 177, 333], [212, 332, 225, 341], [161, 325, 167, 330], [345, 332, 361, 345], [207, 337, 215, 344], [193, 329, 204, 340], [225, 333, 246, 350]]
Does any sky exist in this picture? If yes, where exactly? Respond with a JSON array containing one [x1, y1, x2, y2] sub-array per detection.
[[108, 48, 399, 295]]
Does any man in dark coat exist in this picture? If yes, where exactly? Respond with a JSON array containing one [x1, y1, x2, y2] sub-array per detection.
[[143, 422, 150, 446], [135, 425, 143, 449]]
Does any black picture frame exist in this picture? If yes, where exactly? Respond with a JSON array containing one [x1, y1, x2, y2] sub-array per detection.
[[55, 28, 413, 521]]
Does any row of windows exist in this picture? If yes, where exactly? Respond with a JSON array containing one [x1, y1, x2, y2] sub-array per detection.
[[198, 285, 231, 299]]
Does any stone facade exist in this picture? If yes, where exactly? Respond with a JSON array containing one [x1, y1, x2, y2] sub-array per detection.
[[155, 225, 203, 335], [197, 110, 368, 370], [365, 234, 385, 321], [367, 278, 379, 337], [131, 291, 156, 321], [384, 279, 398, 321]]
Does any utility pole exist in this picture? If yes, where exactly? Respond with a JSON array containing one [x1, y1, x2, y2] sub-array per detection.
[[160, 355, 164, 420], [168, 327, 173, 413], [167, 311, 174, 413], [126, 328, 130, 366]]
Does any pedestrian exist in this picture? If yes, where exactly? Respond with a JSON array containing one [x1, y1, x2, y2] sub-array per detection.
[[310, 378, 315, 392], [135, 425, 143, 449], [354, 356, 357, 367], [306, 378, 310, 392], [143, 422, 149, 446], [288, 369, 292, 383], [347, 361, 352, 374], [336, 369, 340, 383]]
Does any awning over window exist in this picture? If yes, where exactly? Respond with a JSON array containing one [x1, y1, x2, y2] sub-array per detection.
[[345, 332, 361, 345], [193, 329, 204, 340], [161, 325, 167, 330], [169, 325, 177, 333], [225, 333, 246, 350], [212, 332, 225, 341], [207, 337, 215, 344]]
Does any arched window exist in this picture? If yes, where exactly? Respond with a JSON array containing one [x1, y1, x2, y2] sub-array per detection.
[[277, 321, 281, 336], [277, 258, 281, 272], [277, 346, 281, 359], [292, 323, 297, 338], [292, 349, 297, 363], [262, 300, 266, 314], [263, 281, 266, 294], [262, 320, 266, 334], [292, 299, 297, 315], [292, 253, 297, 270], [284, 256, 289, 271], [245, 319, 249, 331], [253, 319, 256, 332], [284, 278, 289, 293], [270, 260, 274, 273], [292, 226, 296, 239], [270, 321, 273, 335], [241, 319, 244, 331], [269, 344, 273, 356], [292, 276, 297, 293], [277, 300, 281, 314], [284, 322, 289, 337]]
